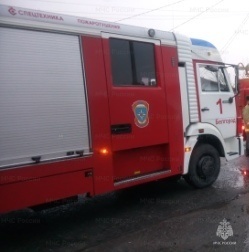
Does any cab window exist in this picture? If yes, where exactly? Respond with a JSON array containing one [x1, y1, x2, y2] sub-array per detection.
[[199, 65, 229, 92], [109, 38, 157, 86]]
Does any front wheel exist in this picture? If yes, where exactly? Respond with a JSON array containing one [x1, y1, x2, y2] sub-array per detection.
[[184, 144, 220, 188]]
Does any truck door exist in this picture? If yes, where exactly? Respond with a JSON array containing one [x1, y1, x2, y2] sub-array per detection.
[[196, 63, 237, 139], [102, 33, 169, 181]]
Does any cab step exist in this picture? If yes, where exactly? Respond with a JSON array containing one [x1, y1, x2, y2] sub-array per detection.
[[227, 152, 238, 156]]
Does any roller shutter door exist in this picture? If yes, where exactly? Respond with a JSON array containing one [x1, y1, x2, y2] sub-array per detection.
[[0, 27, 90, 168]]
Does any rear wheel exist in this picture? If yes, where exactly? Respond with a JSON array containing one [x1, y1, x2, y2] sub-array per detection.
[[184, 144, 220, 188]]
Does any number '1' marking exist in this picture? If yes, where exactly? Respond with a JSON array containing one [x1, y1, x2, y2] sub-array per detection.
[[216, 98, 223, 114]]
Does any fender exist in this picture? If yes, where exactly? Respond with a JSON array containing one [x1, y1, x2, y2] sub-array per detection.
[[185, 122, 226, 146], [183, 122, 238, 174], [183, 135, 198, 175]]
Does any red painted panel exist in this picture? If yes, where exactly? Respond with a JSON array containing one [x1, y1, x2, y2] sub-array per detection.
[[0, 157, 93, 185], [113, 144, 169, 180], [81, 36, 114, 194], [0, 169, 93, 214], [161, 46, 184, 173]]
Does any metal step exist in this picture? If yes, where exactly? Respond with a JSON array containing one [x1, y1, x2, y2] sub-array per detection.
[[114, 170, 171, 187], [227, 152, 238, 156]]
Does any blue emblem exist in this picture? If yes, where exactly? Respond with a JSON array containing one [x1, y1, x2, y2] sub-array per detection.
[[132, 100, 149, 128]]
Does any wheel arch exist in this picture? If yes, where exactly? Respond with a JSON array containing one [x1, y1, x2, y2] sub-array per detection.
[[195, 134, 225, 157], [183, 123, 226, 175], [185, 122, 226, 157]]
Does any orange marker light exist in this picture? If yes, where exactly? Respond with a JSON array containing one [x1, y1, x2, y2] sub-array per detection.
[[99, 148, 109, 155], [184, 146, 191, 152]]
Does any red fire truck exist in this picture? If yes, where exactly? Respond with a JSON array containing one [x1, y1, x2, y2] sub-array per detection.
[[235, 64, 249, 176], [0, 5, 244, 214]]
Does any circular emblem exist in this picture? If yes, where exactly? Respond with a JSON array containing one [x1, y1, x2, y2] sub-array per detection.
[[8, 7, 17, 16], [132, 100, 149, 128]]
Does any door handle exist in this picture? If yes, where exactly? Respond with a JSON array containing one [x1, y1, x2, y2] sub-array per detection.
[[201, 107, 210, 112], [111, 124, 132, 134]]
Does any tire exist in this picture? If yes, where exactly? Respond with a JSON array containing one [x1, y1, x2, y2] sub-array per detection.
[[184, 144, 220, 188]]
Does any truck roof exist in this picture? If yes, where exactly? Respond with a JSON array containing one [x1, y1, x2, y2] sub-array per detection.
[[191, 38, 216, 49], [0, 4, 175, 44], [0, 4, 221, 61]]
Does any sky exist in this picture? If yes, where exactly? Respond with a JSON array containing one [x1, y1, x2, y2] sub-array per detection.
[[1, 0, 249, 67]]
